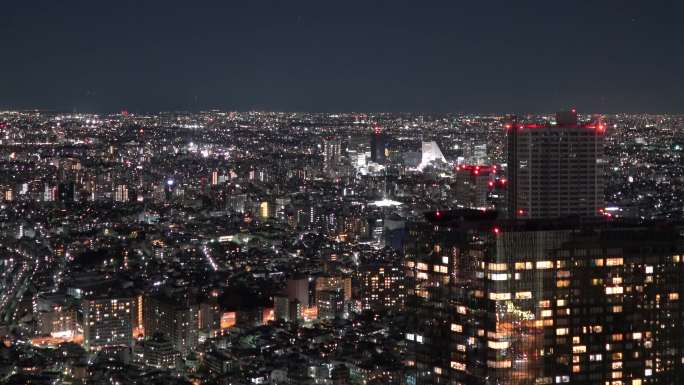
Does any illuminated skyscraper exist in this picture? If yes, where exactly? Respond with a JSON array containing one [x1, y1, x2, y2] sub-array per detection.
[[358, 254, 406, 314], [83, 294, 136, 351], [323, 136, 341, 172], [405, 210, 684, 385], [370, 127, 387, 164], [114, 184, 129, 202], [506, 110, 605, 219]]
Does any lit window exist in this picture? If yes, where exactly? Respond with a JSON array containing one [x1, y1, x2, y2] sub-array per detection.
[[605, 286, 624, 295], [489, 292, 511, 301], [536, 261, 553, 269], [489, 263, 507, 271], [606, 258, 623, 266], [487, 360, 511, 368], [488, 340, 509, 349]]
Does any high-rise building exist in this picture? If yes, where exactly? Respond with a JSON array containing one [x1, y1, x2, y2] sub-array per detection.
[[83, 294, 136, 351], [454, 165, 495, 210], [317, 289, 345, 320], [405, 210, 684, 385], [323, 136, 341, 172], [138, 333, 177, 369], [58, 182, 76, 203], [43, 184, 57, 202], [199, 297, 221, 337], [143, 293, 199, 355], [286, 277, 312, 308], [273, 295, 290, 322], [114, 184, 129, 203], [506, 110, 605, 219], [315, 275, 352, 302], [358, 254, 406, 314], [370, 127, 388, 164]]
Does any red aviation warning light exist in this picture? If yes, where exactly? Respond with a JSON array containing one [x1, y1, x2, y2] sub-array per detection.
[[493, 227, 501, 236], [435, 210, 442, 218]]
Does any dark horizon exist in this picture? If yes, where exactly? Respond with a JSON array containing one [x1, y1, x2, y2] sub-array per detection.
[[3, 107, 681, 116], [2, 0, 683, 113]]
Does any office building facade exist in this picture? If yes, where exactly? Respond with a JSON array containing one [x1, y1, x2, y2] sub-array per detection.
[[506, 110, 605, 219], [405, 210, 684, 385]]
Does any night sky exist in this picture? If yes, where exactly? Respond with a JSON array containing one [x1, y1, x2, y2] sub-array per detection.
[[1, 1, 682, 113]]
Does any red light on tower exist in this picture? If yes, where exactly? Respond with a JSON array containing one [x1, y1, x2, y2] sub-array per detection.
[[493, 227, 501, 236], [488, 181, 494, 188], [517, 209, 524, 216], [435, 211, 442, 218]]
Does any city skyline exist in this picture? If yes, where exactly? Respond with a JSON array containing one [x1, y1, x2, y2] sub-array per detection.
[[1, 2, 684, 384]]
